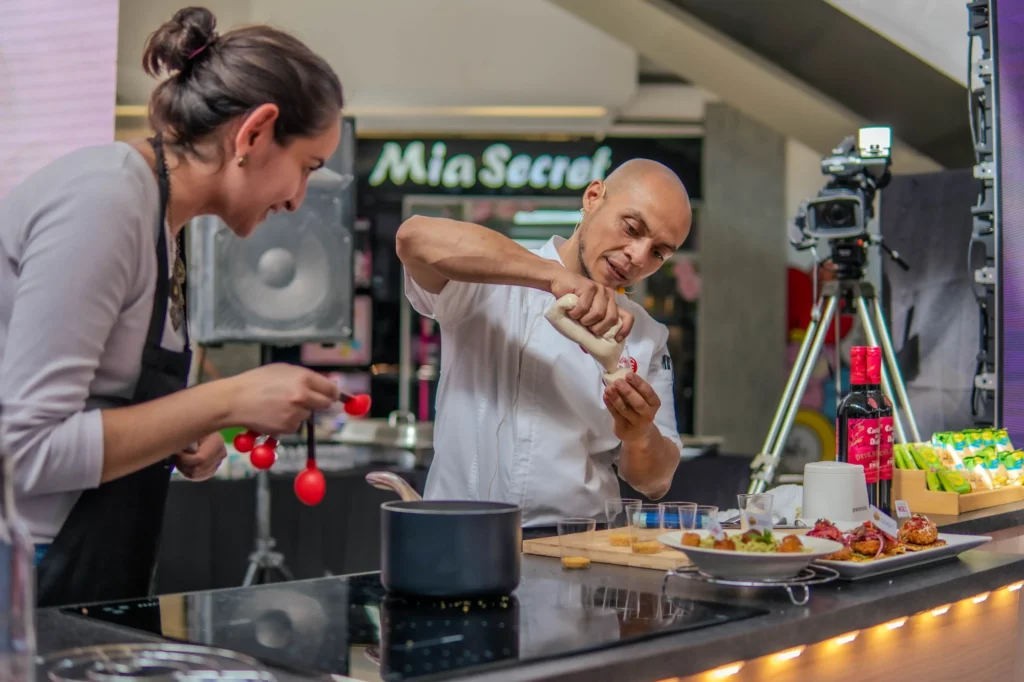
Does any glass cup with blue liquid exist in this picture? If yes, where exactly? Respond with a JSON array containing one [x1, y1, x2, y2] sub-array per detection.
[[694, 505, 719, 531], [658, 502, 698, 533]]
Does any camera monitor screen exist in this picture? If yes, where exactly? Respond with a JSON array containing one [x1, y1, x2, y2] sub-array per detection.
[[996, 0, 1024, 441], [857, 126, 892, 159]]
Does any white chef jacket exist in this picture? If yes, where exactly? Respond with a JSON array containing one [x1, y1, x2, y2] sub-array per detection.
[[405, 236, 682, 527]]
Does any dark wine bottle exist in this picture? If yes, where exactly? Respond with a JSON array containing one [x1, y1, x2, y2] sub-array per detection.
[[836, 346, 878, 507], [866, 347, 894, 516]]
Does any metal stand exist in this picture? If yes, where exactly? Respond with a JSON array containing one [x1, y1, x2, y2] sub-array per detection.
[[662, 564, 840, 606], [242, 344, 295, 586], [242, 470, 294, 586], [748, 279, 921, 494]]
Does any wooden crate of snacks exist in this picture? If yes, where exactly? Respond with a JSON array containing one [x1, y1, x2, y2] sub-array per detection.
[[894, 468, 1024, 515]]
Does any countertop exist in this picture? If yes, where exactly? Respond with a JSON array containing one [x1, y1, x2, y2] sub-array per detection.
[[932, 498, 1024, 535], [37, 549, 1024, 682]]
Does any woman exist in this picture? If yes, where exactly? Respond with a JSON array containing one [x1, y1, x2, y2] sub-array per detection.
[[0, 7, 345, 607]]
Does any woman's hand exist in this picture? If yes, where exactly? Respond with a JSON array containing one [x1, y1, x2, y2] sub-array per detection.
[[174, 432, 227, 481], [226, 363, 340, 435]]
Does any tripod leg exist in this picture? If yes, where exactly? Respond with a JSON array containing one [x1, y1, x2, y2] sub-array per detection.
[[868, 296, 922, 442], [854, 297, 907, 444], [758, 296, 828, 458], [774, 297, 839, 462], [748, 296, 839, 493], [243, 560, 258, 587]]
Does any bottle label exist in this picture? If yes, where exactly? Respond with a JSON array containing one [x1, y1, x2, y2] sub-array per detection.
[[879, 416, 895, 481], [848, 418, 880, 484]]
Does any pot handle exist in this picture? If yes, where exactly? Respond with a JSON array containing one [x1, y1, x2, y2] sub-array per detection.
[[366, 471, 422, 502]]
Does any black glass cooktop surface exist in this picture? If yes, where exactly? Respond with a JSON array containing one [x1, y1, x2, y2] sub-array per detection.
[[61, 572, 766, 681]]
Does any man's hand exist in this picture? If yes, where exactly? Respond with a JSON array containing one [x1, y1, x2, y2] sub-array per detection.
[[173, 432, 227, 481], [606, 372, 679, 499], [550, 270, 633, 341], [603, 372, 660, 442]]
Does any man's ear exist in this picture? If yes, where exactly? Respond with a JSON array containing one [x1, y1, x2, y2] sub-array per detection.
[[582, 180, 607, 213]]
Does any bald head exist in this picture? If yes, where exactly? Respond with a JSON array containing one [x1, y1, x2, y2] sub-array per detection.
[[604, 158, 690, 203], [566, 158, 692, 288]]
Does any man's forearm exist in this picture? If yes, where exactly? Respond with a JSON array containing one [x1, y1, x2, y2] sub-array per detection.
[[618, 424, 680, 500], [396, 215, 561, 292]]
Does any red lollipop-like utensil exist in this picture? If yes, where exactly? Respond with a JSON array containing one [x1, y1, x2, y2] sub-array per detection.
[[249, 436, 277, 470], [295, 462, 326, 506], [233, 430, 258, 453], [249, 445, 275, 470], [341, 392, 372, 417], [295, 417, 325, 505]]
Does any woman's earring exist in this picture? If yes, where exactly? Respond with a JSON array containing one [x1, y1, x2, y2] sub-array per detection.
[[237, 154, 249, 168]]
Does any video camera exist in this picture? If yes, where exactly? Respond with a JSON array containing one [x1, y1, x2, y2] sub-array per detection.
[[803, 126, 892, 239], [792, 126, 900, 280]]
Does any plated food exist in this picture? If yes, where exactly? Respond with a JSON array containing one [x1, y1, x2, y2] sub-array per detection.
[[806, 515, 945, 563], [679, 528, 808, 554], [658, 530, 843, 581]]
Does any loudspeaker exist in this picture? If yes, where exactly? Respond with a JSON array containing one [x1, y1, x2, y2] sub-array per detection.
[[188, 118, 356, 345]]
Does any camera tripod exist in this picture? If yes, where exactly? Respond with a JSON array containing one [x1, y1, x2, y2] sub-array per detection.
[[747, 278, 922, 494], [242, 468, 295, 586], [241, 345, 294, 586]]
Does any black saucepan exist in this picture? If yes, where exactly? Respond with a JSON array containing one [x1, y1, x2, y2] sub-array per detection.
[[365, 472, 522, 597]]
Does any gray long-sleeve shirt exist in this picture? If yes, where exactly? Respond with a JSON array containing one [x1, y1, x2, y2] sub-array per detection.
[[0, 142, 185, 541]]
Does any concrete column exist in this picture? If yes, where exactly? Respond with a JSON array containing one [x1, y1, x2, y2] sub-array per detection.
[[696, 103, 788, 454]]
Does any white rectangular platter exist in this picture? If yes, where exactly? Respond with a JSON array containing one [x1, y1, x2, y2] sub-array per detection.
[[816, 533, 992, 580]]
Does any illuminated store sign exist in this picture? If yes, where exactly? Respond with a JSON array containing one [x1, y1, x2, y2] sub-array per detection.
[[368, 140, 613, 192], [356, 136, 702, 198]]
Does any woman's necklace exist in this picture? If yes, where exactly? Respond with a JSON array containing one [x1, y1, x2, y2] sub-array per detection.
[[155, 142, 187, 332], [167, 222, 186, 332]]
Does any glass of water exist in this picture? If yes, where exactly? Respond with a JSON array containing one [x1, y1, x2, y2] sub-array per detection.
[[737, 493, 774, 531]]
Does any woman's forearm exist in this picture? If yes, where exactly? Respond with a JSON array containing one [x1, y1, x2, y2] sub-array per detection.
[[395, 215, 562, 292], [100, 379, 237, 482]]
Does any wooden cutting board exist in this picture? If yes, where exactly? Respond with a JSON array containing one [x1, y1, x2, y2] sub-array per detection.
[[521, 527, 814, 571], [521, 528, 691, 571]]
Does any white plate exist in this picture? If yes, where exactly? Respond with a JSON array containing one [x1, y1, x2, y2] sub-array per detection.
[[816, 533, 992, 580], [658, 530, 845, 581]]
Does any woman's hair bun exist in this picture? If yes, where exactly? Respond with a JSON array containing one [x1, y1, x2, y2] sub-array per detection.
[[142, 6, 218, 77]]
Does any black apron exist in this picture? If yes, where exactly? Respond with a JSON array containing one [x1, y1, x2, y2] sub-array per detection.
[[36, 135, 192, 608]]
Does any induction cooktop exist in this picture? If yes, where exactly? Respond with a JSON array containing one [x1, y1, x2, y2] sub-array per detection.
[[61, 572, 766, 681]]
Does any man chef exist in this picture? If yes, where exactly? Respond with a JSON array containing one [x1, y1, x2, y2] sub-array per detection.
[[396, 159, 691, 535]]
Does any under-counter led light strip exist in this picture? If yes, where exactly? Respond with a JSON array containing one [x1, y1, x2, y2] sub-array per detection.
[[658, 582, 1024, 682]]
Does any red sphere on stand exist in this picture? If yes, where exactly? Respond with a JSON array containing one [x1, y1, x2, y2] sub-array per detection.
[[233, 430, 258, 453], [294, 463, 326, 506], [343, 393, 372, 417], [249, 443, 276, 470]]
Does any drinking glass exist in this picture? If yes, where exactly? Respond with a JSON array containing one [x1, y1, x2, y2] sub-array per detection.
[[628, 504, 664, 554], [658, 502, 697, 531], [737, 493, 774, 531], [694, 505, 719, 531], [605, 498, 640, 547], [558, 518, 597, 569]]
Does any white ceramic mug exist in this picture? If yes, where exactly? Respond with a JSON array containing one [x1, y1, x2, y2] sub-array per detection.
[[802, 461, 871, 524]]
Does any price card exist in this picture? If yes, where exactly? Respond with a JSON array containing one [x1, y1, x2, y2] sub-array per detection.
[[894, 500, 912, 519], [869, 505, 900, 538], [709, 518, 727, 541]]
